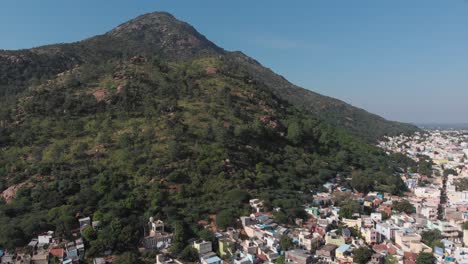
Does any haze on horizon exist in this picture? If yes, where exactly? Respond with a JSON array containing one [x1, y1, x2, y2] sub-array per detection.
[[1, 0, 467, 124]]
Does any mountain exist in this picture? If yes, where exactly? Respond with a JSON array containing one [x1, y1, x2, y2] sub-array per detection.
[[0, 12, 415, 255], [0, 12, 418, 141]]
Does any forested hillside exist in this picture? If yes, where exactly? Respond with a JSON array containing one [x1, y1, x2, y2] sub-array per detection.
[[0, 12, 413, 256], [0, 12, 418, 142]]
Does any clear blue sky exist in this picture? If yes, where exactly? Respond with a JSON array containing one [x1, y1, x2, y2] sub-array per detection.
[[1, 0, 467, 124]]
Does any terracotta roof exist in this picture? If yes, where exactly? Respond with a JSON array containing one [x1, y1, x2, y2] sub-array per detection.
[[403, 252, 417, 264], [373, 244, 388, 252], [49, 248, 64, 258], [387, 245, 398, 255]]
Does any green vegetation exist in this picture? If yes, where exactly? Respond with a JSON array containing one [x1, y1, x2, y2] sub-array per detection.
[[114, 252, 143, 264], [444, 168, 458, 177], [0, 12, 416, 257], [455, 178, 468, 191], [393, 200, 415, 214], [421, 230, 443, 249], [462, 222, 468, 230], [338, 200, 361, 219], [413, 155, 433, 176], [276, 256, 285, 264], [279, 235, 294, 251], [216, 210, 237, 230], [416, 252, 436, 264], [385, 254, 398, 264], [180, 246, 199, 262], [353, 247, 373, 264]]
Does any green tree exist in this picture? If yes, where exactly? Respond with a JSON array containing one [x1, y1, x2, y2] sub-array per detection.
[[216, 210, 236, 230], [180, 245, 199, 262], [170, 222, 190, 255], [393, 200, 415, 214], [455, 178, 468, 191], [385, 254, 398, 264], [198, 229, 215, 242], [462, 222, 468, 230], [339, 200, 360, 219], [82, 225, 97, 241], [421, 230, 443, 249], [287, 121, 302, 144], [351, 171, 374, 193], [51, 256, 60, 264], [280, 235, 294, 251], [416, 252, 436, 264], [276, 256, 285, 264], [168, 140, 183, 161], [353, 247, 373, 264], [114, 252, 142, 264], [443, 168, 458, 177], [273, 211, 289, 225]]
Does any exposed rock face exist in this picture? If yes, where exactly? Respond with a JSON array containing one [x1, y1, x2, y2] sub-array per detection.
[[90, 89, 109, 102], [1, 182, 33, 204]]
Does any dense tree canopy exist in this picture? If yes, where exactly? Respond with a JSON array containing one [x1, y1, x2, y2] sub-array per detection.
[[393, 200, 415, 214], [421, 230, 443, 249], [416, 252, 436, 264], [0, 52, 412, 255], [339, 200, 361, 219], [353, 247, 373, 264]]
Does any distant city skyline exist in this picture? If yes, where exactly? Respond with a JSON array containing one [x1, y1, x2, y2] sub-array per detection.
[[1, 0, 467, 123]]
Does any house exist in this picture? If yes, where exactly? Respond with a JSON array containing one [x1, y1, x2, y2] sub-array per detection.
[[233, 253, 253, 264], [298, 231, 321, 251], [27, 240, 38, 251], [31, 250, 48, 264], [361, 216, 374, 228], [75, 238, 85, 254], [342, 218, 362, 229], [325, 231, 345, 246], [361, 228, 379, 244], [37, 232, 53, 245], [156, 254, 181, 264], [1, 253, 13, 264], [65, 246, 79, 263], [240, 216, 255, 227], [342, 228, 351, 239], [79, 217, 92, 232], [200, 253, 222, 264], [249, 199, 264, 212], [394, 229, 432, 254], [316, 244, 338, 262], [49, 248, 64, 262], [305, 207, 319, 217], [369, 253, 385, 264], [15, 253, 31, 264], [454, 247, 468, 264], [193, 240, 212, 255], [403, 252, 418, 264], [323, 182, 335, 193], [370, 213, 382, 222], [142, 218, 173, 250], [375, 222, 400, 240], [93, 257, 113, 264], [335, 244, 352, 260], [464, 229, 468, 246], [258, 246, 279, 262], [285, 249, 314, 264], [421, 206, 438, 221], [218, 237, 235, 258]]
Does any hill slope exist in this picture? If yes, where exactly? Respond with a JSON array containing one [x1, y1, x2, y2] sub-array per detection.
[[0, 12, 412, 254], [0, 12, 418, 141]]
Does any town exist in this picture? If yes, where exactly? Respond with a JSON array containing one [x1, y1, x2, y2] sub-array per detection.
[[1, 129, 468, 264]]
